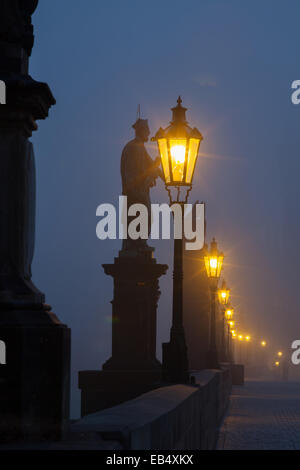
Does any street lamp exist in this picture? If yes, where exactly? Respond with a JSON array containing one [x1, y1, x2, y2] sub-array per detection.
[[226, 316, 235, 362], [261, 340, 266, 347], [225, 308, 233, 320], [278, 351, 283, 357], [152, 96, 203, 203], [218, 280, 230, 305], [218, 280, 230, 362], [204, 237, 224, 368], [152, 97, 203, 383]]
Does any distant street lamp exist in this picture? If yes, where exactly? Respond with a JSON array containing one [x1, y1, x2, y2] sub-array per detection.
[[204, 237, 224, 368], [152, 97, 203, 383], [225, 307, 233, 320], [261, 340, 267, 347], [277, 351, 283, 357], [227, 316, 235, 362], [218, 280, 230, 305], [218, 280, 230, 362]]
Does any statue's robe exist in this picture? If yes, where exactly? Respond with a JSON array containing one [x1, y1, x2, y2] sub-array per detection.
[[121, 138, 156, 211], [121, 138, 158, 250]]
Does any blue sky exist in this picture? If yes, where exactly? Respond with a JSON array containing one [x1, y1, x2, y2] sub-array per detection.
[[29, 0, 300, 416]]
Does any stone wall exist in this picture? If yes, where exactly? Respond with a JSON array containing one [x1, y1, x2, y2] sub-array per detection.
[[72, 368, 232, 450]]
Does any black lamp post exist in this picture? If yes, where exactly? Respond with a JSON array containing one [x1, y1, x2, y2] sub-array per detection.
[[204, 237, 224, 369], [152, 97, 203, 383]]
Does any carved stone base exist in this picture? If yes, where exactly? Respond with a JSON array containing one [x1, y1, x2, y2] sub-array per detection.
[[79, 251, 168, 416]]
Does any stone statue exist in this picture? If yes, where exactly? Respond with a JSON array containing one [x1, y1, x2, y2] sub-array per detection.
[[121, 118, 162, 252], [0, 0, 38, 56]]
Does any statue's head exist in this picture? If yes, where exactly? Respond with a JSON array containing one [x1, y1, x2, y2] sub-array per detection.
[[132, 118, 150, 142]]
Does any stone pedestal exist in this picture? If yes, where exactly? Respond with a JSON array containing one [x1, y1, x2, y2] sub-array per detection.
[[79, 251, 167, 416], [0, 1, 70, 442], [0, 308, 70, 442]]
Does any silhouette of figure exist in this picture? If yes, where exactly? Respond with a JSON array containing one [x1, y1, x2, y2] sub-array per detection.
[[121, 118, 162, 252]]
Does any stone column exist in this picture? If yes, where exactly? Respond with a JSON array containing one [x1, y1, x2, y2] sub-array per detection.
[[0, 0, 70, 442], [79, 251, 167, 416]]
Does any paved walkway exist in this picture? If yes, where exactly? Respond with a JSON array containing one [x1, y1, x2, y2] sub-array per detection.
[[217, 380, 300, 450]]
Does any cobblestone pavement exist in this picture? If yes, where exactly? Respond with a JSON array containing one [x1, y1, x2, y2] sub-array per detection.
[[217, 380, 300, 450]]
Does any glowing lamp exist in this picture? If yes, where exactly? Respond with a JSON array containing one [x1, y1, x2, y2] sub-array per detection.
[[238, 335, 243, 341], [278, 351, 283, 357], [225, 307, 234, 320], [204, 238, 224, 280], [218, 280, 230, 305], [275, 361, 280, 367], [261, 341, 266, 347], [245, 335, 251, 342], [152, 96, 203, 188]]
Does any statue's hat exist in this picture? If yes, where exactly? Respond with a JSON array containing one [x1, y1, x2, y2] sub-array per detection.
[[132, 118, 149, 130]]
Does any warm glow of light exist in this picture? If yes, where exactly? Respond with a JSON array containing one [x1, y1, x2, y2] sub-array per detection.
[[158, 138, 170, 183], [152, 97, 203, 188], [261, 341, 266, 347], [228, 320, 235, 328], [278, 351, 283, 357], [238, 335, 243, 341], [225, 309, 233, 320], [218, 286, 230, 305], [204, 238, 224, 279], [275, 361, 280, 367], [204, 255, 224, 278], [170, 140, 186, 182], [170, 144, 185, 164], [245, 336, 251, 342]]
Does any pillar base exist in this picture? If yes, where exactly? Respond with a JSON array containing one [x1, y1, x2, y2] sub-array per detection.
[[0, 308, 70, 443], [206, 349, 220, 369], [162, 332, 189, 384]]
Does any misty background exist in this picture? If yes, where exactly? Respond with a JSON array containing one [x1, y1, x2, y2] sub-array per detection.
[[29, 0, 300, 417]]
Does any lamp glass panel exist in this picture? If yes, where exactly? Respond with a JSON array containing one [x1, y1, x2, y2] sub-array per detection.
[[217, 255, 224, 277], [204, 256, 210, 277], [158, 138, 171, 183], [186, 138, 200, 183], [169, 139, 186, 182]]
